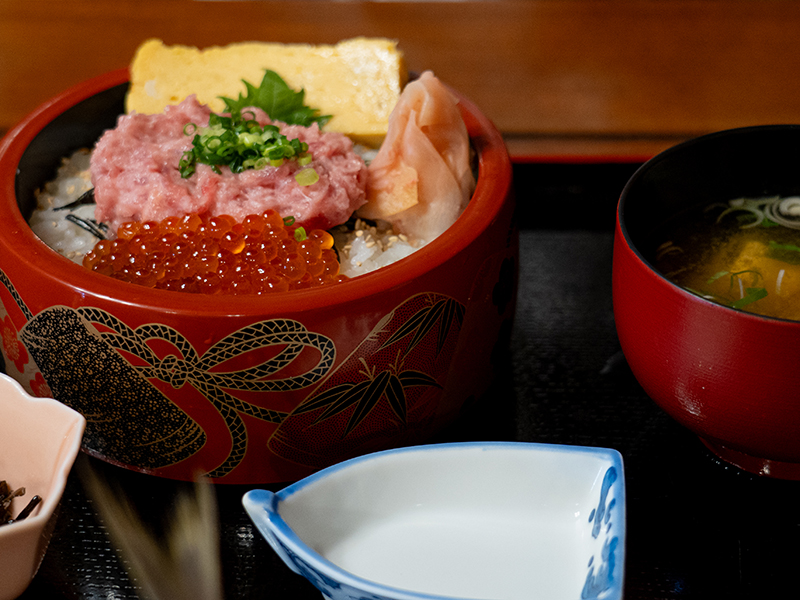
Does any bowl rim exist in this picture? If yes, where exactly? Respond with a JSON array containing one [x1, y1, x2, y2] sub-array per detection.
[[0, 69, 512, 316], [616, 123, 800, 327], [277, 439, 624, 499], [244, 440, 626, 600]]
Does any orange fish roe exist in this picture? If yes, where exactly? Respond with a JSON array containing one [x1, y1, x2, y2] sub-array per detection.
[[82, 210, 347, 294]]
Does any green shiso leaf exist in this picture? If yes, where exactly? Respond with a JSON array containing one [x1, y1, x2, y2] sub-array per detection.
[[220, 70, 331, 128]]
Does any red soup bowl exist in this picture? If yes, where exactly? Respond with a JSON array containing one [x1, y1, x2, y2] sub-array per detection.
[[613, 124, 800, 479], [0, 69, 517, 484]]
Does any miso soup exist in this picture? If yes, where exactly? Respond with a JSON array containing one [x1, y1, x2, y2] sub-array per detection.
[[653, 195, 800, 321]]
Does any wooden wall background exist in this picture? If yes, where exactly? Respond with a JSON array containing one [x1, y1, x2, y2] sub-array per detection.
[[2, 0, 800, 160]]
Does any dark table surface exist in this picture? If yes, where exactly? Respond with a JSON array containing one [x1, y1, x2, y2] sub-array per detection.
[[14, 162, 800, 600]]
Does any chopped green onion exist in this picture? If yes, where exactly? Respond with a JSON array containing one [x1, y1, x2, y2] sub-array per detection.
[[761, 217, 781, 228], [294, 227, 307, 242], [769, 241, 800, 253], [178, 71, 329, 179], [768, 240, 800, 265], [238, 132, 262, 146], [295, 167, 319, 187], [706, 270, 730, 284], [179, 111, 311, 179], [731, 287, 768, 309]]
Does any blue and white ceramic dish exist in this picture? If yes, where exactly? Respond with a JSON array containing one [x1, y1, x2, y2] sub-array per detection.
[[243, 441, 625, 600]]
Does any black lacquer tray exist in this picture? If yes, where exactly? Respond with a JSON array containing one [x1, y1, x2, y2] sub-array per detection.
[[11, 162, 800, 599]]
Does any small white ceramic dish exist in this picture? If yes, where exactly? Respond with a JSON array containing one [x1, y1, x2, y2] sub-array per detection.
[[0, 372, 85, 600], [243, 441, 625, 600]]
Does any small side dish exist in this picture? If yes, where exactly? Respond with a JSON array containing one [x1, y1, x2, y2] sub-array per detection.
[[0, 373, 85, 600], [243, 442, 625, 600]]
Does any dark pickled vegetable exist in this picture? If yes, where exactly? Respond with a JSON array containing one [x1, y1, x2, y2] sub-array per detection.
[[0, 480, 41, 526]]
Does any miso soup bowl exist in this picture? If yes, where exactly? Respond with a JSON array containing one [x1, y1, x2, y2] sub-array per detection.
[[0, 69, 517, 484], [614, 124, 800, 479]]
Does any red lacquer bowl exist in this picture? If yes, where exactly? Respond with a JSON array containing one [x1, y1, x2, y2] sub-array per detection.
[[614, 124, 800, 479], [0, 69, 517, 484]]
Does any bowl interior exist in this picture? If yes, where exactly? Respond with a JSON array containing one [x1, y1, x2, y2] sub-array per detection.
[[619, 124, 800, 267], [15, 84, 126, 222], [267, 442, 624, 600], [2, 70, 513, 316]]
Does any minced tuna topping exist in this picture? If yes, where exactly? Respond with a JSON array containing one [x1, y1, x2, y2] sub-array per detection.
[[90, 96, 368, 234]]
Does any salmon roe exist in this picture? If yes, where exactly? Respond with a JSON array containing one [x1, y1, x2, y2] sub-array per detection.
[[82, 210, 347, 294]]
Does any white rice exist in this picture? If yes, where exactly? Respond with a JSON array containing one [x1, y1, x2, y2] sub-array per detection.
[[29, 149, 100, 263], [332, 219, 422, 277], [29, 148, 424, 278]]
